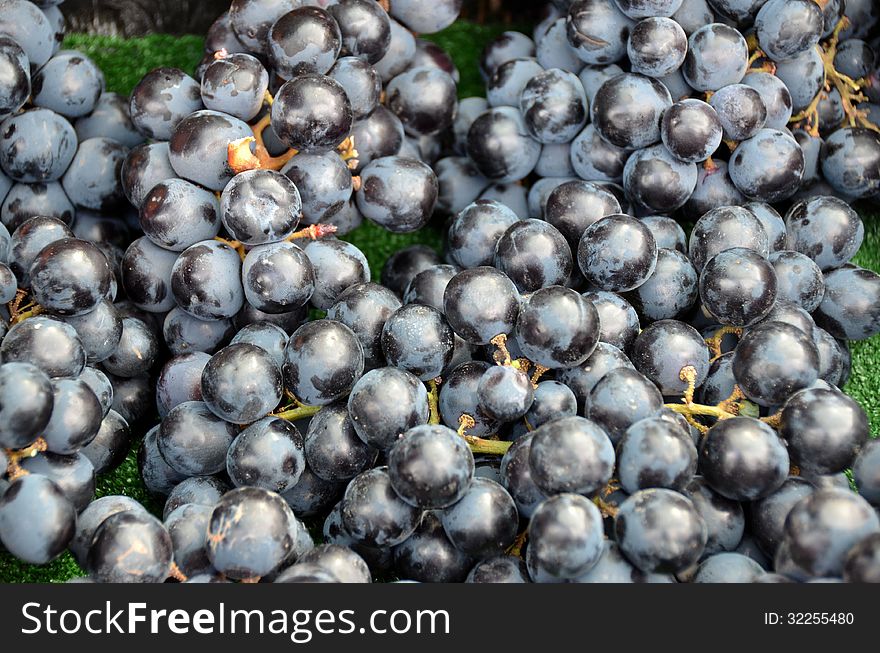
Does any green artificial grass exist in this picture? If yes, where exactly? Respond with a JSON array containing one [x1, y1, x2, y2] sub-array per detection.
[[1, 24, 878, 582]]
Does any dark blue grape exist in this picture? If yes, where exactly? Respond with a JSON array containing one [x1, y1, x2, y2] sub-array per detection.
[[158, 400, 239, 476], [206, 486, 295, 580], [813, 266, 880, 340], [587, 367, 662, 445], [699, 417, 789, 501], [373, 17, 416, 82], [282, 464, 344, 518], [242, 241, 314, 314], [171, 239, 245, 320], [381, 303, 453, 381], [20, 450, 94, 511], [130, 67, 202, 141], [565, 0, 632, 64], [487, 57, 544, 108], [729, 128, 805, 202], [283, 319, 363, 405], [75, 92, 144, 148], [529, 415, 615, 495], [0, 474, 73, 564], [327, 282, 401, 369], [623, 143, 698, 212], [0, 361, 53, 449], [402, 264, 458, 312], [386, 67, 457, 137], [614, 488, 707, 573], [32, 50, 104, 118], [355, 156, 437, 233], [784, 196, 864, 271], [617, 416, 696, 494], [843, 533, 880, 583], [0, 108, 77, 183], [628, 17, 687, 77], [61, 298, 122, 364], [733, 321, 819, 406], [853, 440, 880, 507], [80, 409, 130, 475], [303, 238, 369, 310], [121, 142, 175, 208], [1, 316, 85, 378], [140, 176, 222, 251], [682, 23, 748, 92], [444, 266, 520, 345], [578, 214, 657, 292], [439, 477, 518, 558], [272, 74, 352, 153], [754, 0, 822, 62], [688, 205, 769, 272], [516, 285, 600, 367], [87, 511, 172, 583], [685, 476, 744, 555], [392, 511, 473, 583], [741, 71, 793, 129], [543, 180, 621, 250], [627, 248, 698, 322], [70, 495, 146, 566], [466, 106, 541, 183], [226, 416, 305, 492], [341, 467, 421, 547], [569, 123, 630, 183], [699, 248, 777, 327], [201, 342, 282, 423], [631, 319, 709, 395], [388, 0, 462, 33], [527, 494, 604, 581], [749, 476, 814, 557], [494, 219, 572, 293], [0, 36, 30, 120], [525, 380, 578, 429], [303, 400, 376, 482], [328, 56, 381, 119], [269, 7, 341, 78], [163, 307, 234, 355], [466, 555, 530, 583], [438, 361, 500, 437], [591, 73, 672, 149], [169, 110, 251, 191]]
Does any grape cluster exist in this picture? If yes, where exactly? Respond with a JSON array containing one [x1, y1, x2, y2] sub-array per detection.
[[1, 0, 879, 585]]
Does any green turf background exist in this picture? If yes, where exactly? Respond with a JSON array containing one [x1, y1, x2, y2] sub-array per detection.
[[0, 24, 877, 582]]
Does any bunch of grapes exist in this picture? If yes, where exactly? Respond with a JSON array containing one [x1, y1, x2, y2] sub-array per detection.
[[0, 0, 879, 585]]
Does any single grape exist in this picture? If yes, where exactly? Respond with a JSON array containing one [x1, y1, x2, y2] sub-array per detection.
[[88, 511, 172, 583], [283, 319, 363, 405], [227, 416, 305, 492], [749, 477, 815, 557], [271, 74, 352, 153], [527, 494, 604, 580], [0, 474, 75, 564], [268, 7, 341, 78], [699, 247, 777, 327], [1, 316, 85, 379], [578, 214, 658, 292], [347, 367, 429, 451], [466, 106, 541, 183], [516, 285, 600, 367], [355, 156, 438, 233], [129, 67, 202, 141], [590, 73, 672, 150], [439, 477, 518, 558], [784, 195, 864, 271], [158, 400, 239, 476], [341, 467, 422, 548], [303, 238, 370, 310], [587, 367, 662, 445], [682, 23, 748, 92], [622, 142, 698, 213], [329, 0, 391, 63], [529, 415, 615, 495]]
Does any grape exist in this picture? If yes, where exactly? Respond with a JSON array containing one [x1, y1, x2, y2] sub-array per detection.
[[138, 425, 186, 495], [327, 282, 401, 369], [272, 74, 352, 153], [121, 142, 175, 208], [524, 381, 578, 429], [389, 0, 461, 33], [623, 143, 698, 212], [1, 180, 74, 230], [682, 23, 748, 92], [467, 555, 530, 583], [163, 308, 233, 355], [774, 46, 824, 114], [341, 467, 421, 548], [729, 128, 805, 202], [578, 214, 658, 292], [386, 67, 457, 138], [536, 17, 581, 72], [754, 0, 822, 63], [32, 50, 103, 119], [283, 319, 363, 405], [466, 106, 541, 183], [327, 0, 390, 64], [779, 489, 879, 578], [699, 417, 789, 501], [780, 388, 868, 476], [102, 317, 158, 378], [614, 488, 707, 573], [783, 195, 863, 271], [269, 7, 341, 79], [749, 477, 814, 557], [452, 97, 488, 153], [355, 156, 438, 233], [853, 440, 880, 507], [1, 316, 85, 379], [221, 169, 302, 245], [515, 285, 600, 367], [129, 67, 202, 141], [293, 543, 369, 583], [733, 321, 819, 406], [0, 0, 54, 68], [207, 486, 295, 580], [170, 240, 244, 320], [487, 57, 544, 108], [226, 416, 305, 492], [474, 364, 532, 423], [843, 533, 880, 583], [572, 539, 675, 582], [587, 367, 662, 445], [233, 303, 304, 335], [0, 362, 53, 449], [681, 477, 743, 556], [201, 53, 268, 121], [478, 182, 529, 219], [139, 178, 219, 252], [479, 31, 535, 81], [158, 400, 238, 476], [518, 68, 588, 144], [741, 71, 793, 130], [632, 319, 709, 395], [403, 264, 458, 312], [80, 409, 130, 475], [813, 327, 849, 387], [627, 248, 698, 321], [709, 83, 767, 142], [565, 0, 632, 65], [444, 266, 520, 345], [241, 242, 312, 316], [19, 450, 94, 511], [813, 266, 880, 340], [70, 495, 146, 566], [163, 475, 229, 520], [381, 303, 453, 380], [434, 157, 489, 216], [329, 56, 382, 119], [374, 18, 416, 82], [688, 205, 769, 272], [569, 123, 630, 183], [201, 342, 282, 423], [282, 151, 353, 224], [438, 361, 500, 437], [164, 504, 214, 577], [303, 400, 375, 482], [617, 416, 696, 494], [823, 127, 880, 199], [86, 510, 173, 583], [493, 219, 572, 293], [527, 494, 604, 580], [661, 98, 722, 163], [628, 17, 687, 78], [229, 0, 298, 54], [439, 477, 518, 558], [693, 552, 763, 582], [0, 108, 77, 183], [529, 415, 615, 495], [543, 181, 620, 250], [681, 160, 744, 220], [0, 36, 30, 120], [591, 73, 672, 150], [171, 111, 251, 192], [757, 299, 816, 340], [699, 248, 777, 327], [282, 465, 344, 518]]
